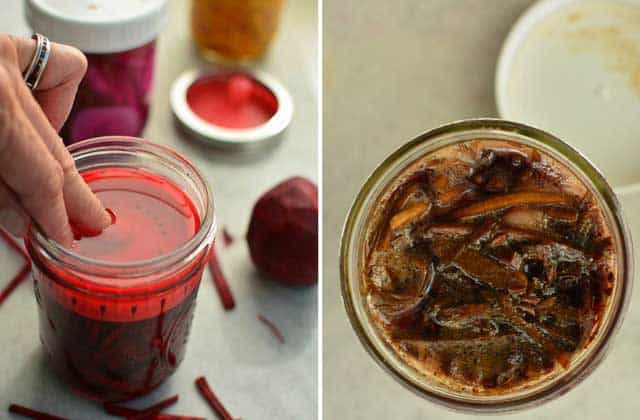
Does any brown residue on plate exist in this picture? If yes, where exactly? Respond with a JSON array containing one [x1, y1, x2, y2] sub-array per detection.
[[553, 2, 640, 97]]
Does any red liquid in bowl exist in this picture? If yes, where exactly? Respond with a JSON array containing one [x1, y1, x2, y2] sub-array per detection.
[[31, 168, 205, 401]]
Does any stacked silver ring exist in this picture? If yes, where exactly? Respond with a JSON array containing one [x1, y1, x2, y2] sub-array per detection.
[[23, 33, 51, 91]]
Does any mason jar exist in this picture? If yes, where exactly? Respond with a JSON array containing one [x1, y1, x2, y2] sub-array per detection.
[[26, 137, 216, 402], [191, 0, 285, 62], [340, 119, 633, 412], [25, 0, 168, 144]]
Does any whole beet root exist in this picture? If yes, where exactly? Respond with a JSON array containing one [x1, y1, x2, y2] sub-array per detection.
[[247, 177, 318, 286]]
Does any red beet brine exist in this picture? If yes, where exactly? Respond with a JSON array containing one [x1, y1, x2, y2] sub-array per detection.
[[73, 168, 199, 262], [29, 164, 212, 402]]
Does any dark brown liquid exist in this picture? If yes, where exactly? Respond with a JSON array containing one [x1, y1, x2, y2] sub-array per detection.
[[363, 140, 614, 394]]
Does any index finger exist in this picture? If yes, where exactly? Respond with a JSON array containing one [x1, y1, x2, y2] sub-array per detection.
[[7, 36, 111, 235], [0, 70, 73, 245]]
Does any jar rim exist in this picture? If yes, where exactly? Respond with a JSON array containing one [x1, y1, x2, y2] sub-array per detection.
[[339, 118, 634, 413], [28, 136, 216, 280]]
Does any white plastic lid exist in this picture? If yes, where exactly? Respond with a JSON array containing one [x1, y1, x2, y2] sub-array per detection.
[[25, 0, 168, 53], [496, 0, 640, 188]]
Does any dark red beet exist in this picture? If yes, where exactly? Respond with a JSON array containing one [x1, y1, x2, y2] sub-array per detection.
[[246, 177, 318, 286]]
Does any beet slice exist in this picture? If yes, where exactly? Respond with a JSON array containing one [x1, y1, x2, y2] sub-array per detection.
[[8, 404, 67, 420], [208, 249, 235, 310], [0, 229, 32, 306], [451, 192, 569, 219], [194, 376, 234, 420], [257, 314, 285, 344]]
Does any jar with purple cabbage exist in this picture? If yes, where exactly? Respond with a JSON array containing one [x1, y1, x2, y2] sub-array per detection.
[[25, 0, 168, 144]]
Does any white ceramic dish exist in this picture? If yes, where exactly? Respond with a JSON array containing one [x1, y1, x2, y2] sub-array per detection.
[[496, 0, 640, 187]]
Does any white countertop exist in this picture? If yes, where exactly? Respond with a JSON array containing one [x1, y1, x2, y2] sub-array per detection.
[[323, 1, 640, 419], [0, 1, 318, 419]]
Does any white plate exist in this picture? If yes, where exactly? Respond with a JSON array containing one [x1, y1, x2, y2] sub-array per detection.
[[496, 0, 640, 187]]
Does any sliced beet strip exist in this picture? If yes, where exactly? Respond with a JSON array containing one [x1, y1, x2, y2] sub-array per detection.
[[107, 394, 178, 420], [221, 227, 234, 247], [0, 229, 32, 306], [257, 314, 285, 344], [104, 400, 203, 420], [194, 376, 234, 420], [0, 263, 32, 306], [208, 249, 235, 310], [8, 404, 68, 420]]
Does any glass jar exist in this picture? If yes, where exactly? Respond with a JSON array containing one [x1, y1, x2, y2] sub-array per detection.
[[26, 137, 216, 402], [191, 0, 285, 62], [340, 119, 633, 413], [25, 0, 168, 144], [59, 42, 157, 144]]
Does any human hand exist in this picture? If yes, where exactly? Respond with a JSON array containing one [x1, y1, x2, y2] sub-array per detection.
[[0, 34, 110, 246]]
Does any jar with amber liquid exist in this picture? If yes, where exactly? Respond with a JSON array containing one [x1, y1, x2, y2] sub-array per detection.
[[191, 0, 285, 62]]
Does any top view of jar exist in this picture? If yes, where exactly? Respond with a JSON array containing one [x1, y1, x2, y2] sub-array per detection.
[[25, 0, 169, 144], [191, 0, 285, 62], [341, 119, 633, 413]]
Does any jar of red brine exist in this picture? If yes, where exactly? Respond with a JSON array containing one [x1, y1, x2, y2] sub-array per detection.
[[26, 137, 216, 402], [25, 0, 168, 144]]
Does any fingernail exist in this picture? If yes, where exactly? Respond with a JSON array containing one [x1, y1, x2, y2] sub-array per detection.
[[0, 207, 27, 237], [104, 208, 114, 226]]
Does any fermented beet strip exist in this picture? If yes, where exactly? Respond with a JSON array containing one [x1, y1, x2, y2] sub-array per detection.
[[257, 314, 285, 344], [8, 404, 68, 420], [208, 249, 235, 310], [195, 376, 234, 420], [0, 229, 32, 306]]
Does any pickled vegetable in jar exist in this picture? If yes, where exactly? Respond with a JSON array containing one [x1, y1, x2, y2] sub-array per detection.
[[191, 0, 285, 61], [27, 137, 216, 402], [25, 0, 168, 144]]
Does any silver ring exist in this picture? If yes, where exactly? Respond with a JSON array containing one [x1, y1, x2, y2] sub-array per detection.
[[23, 33, 51, 91]]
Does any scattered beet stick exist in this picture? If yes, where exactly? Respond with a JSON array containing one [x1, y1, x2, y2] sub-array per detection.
[[0, 229, 32, 307], [8, 404, 68, 420], [0, 229, 29, 260], [122, 394, 178, 420], [195, 376, 234, 420], [103, 401, 203, 420], [257, 314, 285, 344], [222, 227, 234, 247], [208, 249, 235, 310], [0, 262, 31, 306]]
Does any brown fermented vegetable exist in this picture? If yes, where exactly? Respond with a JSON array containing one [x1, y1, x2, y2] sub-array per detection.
[[364, 140, 614, 394]]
